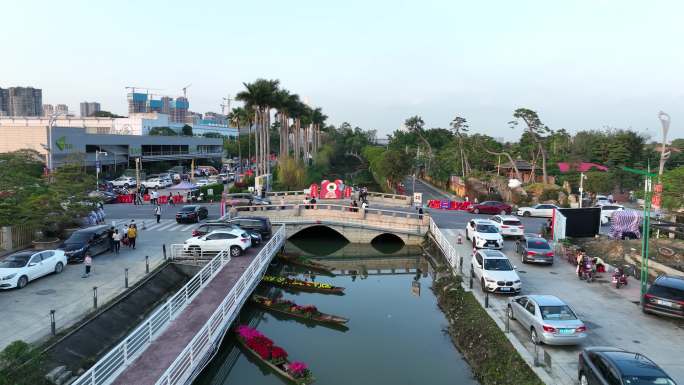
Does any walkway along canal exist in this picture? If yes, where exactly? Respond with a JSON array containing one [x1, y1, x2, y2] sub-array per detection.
[[194, 240, 479, 385]]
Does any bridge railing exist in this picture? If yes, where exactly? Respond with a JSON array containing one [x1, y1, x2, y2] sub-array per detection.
[[428, 217, 463, 273], [265, 190, 411, 206], [155, 225, 286, 385], [72, 246, 233, 385]]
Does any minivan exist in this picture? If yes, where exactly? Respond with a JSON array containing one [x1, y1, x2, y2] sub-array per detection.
[[60, 225, 112, 262], [643, 275, 684, 319]]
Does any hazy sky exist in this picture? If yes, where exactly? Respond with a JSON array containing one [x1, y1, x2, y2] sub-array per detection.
[[2, 0, 682, 140]]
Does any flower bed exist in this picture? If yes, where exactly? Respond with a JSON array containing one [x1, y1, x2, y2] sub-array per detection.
[[253, 296, 320, 317]]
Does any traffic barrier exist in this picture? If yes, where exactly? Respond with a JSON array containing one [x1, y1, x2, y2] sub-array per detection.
[[427, 199, 471, 211]]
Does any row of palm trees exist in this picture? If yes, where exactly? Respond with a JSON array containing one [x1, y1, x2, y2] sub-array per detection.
[[227, 79, 328, 177]]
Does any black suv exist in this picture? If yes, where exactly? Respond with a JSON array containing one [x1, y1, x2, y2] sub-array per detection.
[[176, 205, 209, 223], [60, 225, 111, 262], [578, 347, 675, 385], [643, 275, 684, 319], [215, 217, 272, 239]]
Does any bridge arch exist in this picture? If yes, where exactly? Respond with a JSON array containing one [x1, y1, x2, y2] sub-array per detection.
[[370, 233, 406, 254], [290, 225, 350, 242]]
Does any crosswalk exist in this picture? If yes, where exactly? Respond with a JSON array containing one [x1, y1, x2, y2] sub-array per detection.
[[112, 219, 198, 233]]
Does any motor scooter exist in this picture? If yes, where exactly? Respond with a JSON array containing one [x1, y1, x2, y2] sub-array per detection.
[[578, 258, 595, 282], [612, 266, 628, 289]]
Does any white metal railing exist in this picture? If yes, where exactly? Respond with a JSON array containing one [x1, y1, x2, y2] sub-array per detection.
[[428, 217, 462, 273], [72, 245, 234, 385], [155, 225, 286, 385]]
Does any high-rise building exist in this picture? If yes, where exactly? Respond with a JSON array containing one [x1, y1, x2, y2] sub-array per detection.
[[0, 87, 42, 116], [160, 96, 172, 114], [43, 104, 54, 116], [170, 97, 189, 123], [127, 92, 148, 114], [80, 101, 101, 117], [55, 104, 69, 115]]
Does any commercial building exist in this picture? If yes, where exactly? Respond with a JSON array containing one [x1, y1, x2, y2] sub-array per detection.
[[55, 104, 69, 115], [80, 102, 101, 117], [0, 86, 42, 116], [42, 104, 54, 116]]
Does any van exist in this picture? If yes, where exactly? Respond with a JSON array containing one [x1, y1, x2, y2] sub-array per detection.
[[60, 225, 112, 262]]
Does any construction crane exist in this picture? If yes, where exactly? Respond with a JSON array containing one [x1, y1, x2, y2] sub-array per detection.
[[181, 84, 192, 98], [125, 86, 163, 94]]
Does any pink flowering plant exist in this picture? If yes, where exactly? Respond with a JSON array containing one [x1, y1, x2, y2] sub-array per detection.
[[287, 361, 311, 379]]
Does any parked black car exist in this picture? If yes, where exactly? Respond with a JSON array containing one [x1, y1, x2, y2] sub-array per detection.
[[176, 205, 209, 223], [214, 217, 272, 239], [191, 223, 263, 246], [59, 225, 112, 262], [578, 347, 675, 385], [643, 275, 684, 320]]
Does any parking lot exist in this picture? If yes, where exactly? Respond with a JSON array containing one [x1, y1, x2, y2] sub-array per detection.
[[439, 225, 684, 384], [0, 202, 223, 351]]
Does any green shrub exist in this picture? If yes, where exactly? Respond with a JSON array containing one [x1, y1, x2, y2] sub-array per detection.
[[0, 341, 46, 385], [199, 183, 223, 197]]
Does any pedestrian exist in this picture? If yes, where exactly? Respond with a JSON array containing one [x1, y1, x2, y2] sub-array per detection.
[[112, 229, 121, 254], [280, 197, 285, 210], [107, 226, 115, 252], [127, 224, 137, 249], [177, 192, 182, 203], [83, 253, 92, 278], [351, 199, 359, 212], [418, 206, 424, 220], [136, 189, 143, 205], [152, 189, 159, 205], [154, 204, 162, 223], [229, 204, 238, 219], [361, 201, 368, 210], [309, 196, 317, 208], [168, 192, 175, 206]]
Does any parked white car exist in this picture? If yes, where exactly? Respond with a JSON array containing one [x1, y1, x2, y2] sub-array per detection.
[[516, 204, 559, 218], [471, 249, 521, 294], [183, 229, 251, 257], [465, 219, 504, 249], [141, 177, 165, 189], [490, 215, 524, 237], [600, 204, 624, 220], [109, 176, 137, 188], [0, 250, 67, 290]]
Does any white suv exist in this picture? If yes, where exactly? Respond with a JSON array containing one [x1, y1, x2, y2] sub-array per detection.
[[142, 177, 164, 189], [490, 215, 524, 238], [471, 249, 521, 294], [465, 219, 504, 249], [110, 176, 137, 188], [183, 228, 251, 257]]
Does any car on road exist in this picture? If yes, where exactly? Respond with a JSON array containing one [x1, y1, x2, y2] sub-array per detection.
[[465, 219, 504, 249], [471, 249, 521, 294], [0, 250, 67, 289], [225, 193, 258, 207], [468, 201, 512, 215], [183, 228, 251, 257], [578, 347, 675, 385], [213, 217, 273, 239], [60, 225, 112, 262], [88, 190, 118, 204], [490, 215, 524, 237], [515, 234, 554, 264], [141, 177, 166, 189], [195, 179, 210, 187], [595, 194, 611, 206], [642, 275, 684, 320], [191, 223, 263, 246], [599, 204, 624, 224], [109, 176, 137, 188], [176, 205, 209, 223], [516, 203, 559, 218], [507, 295, 587, 345]]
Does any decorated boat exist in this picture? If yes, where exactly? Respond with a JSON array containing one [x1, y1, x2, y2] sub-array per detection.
[[261, 275, 345, 295], [235, 325, 315, 385], [251, 295, 349, 325], [278, 255, 335, 275]]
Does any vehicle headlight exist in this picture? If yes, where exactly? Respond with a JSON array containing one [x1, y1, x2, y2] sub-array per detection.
[[514, 280, 521, 284], [485, 278, 496, 283], [2, 274, 17, 280]]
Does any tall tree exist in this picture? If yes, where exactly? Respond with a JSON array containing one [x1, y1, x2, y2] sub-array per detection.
[[510, 108, 552, 183], [449, 115, 470, 177], [228, 106, 249, 172], [404, 115, 432, 173]]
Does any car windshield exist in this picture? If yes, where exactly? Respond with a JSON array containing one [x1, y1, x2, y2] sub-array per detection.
[[528, 240, 550, 249], [476, 225, 498, 233], [484, 258, 513, 271], [180, 207, 196, 212], [0, 255, 30, 268], [503, 220, 521, 226], [648, 284, 684, 302], [539, 305, 577, 320], [622, 376, 676, 385], [66, 232, 92, 243]]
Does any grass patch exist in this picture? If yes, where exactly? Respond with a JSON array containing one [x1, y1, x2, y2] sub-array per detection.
[[433, 275, 544, 385]]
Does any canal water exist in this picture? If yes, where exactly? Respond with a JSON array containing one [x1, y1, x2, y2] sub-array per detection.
[[195, 232, 477, 385]]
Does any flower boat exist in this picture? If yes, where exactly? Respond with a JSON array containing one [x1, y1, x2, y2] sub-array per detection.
[[277, 255, 335, 275], [251, 295, 349, 325], [261, 275, 345, 295], [235, 325, 315, 385]]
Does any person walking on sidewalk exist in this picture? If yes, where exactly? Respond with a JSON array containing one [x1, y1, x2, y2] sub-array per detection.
[[127, 224, 137, 249], [82, 253, 92, 278], [154, 204, 162, 223], [168, 192, 175, 206], [112, 229, 121, 254], [107, 226, 115, 252]]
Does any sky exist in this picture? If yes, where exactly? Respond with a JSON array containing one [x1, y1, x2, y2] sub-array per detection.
[[2, 0, 683, 140]]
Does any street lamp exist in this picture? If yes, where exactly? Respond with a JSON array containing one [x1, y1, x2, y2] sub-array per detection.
[[621, 165, 657, 302], [95, 150, 108, 190], [47, 111, 68, 173]]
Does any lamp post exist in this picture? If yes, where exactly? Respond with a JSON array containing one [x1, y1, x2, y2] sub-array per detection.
[[47, 111, 67, 175], [95, 150, 108, 191], [578, 172, 587, 208], [621, 165, 657, 301]]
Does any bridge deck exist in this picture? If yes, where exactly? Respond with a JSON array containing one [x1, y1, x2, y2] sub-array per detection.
[[112, 246, 262, 385]]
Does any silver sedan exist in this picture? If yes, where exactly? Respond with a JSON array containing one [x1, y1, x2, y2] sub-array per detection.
[[507, 295, 587, 345]]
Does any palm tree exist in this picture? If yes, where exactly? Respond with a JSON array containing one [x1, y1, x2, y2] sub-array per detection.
[[236, 79, 280, 176], [311, 107, 327, 158], [300, 105, 313, 165], [228, 106, 248, 174]]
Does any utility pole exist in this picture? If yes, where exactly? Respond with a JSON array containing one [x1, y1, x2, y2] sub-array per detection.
[[578, 172, 586, 208], [95, 150, 108, 191]]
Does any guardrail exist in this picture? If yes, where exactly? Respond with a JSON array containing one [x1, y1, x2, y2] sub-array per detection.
[[235, 203, 424, 221], [428, 217, 462, 273], [266, 190, 410, 203], [155, 225, 286, 385], [72, 245, 233, 385]]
